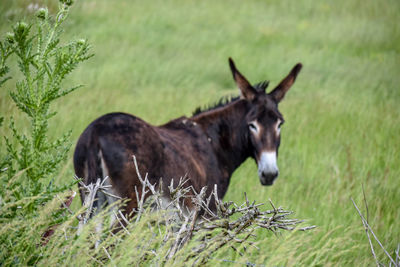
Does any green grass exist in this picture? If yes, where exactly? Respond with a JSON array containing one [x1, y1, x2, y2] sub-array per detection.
[[1, 0, 399, 265]]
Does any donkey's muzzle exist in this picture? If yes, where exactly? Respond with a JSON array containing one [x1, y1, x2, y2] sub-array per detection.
[[257, 151, 279, 186], [259, 171, 278, 186]]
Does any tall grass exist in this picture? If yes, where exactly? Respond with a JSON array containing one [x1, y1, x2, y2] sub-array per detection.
[[1, 0, 399, 265]]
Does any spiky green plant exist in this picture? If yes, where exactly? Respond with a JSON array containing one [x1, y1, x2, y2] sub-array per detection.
[[0, 1, 92, 264], [1, 1, 92, 200]]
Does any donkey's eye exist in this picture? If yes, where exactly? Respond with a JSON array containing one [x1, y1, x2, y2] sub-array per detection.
[[277, 120, 284, 133], [249, 122, 258, 133]]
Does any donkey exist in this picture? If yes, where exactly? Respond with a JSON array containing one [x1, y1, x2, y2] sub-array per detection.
[[74, 58, 302, 219]]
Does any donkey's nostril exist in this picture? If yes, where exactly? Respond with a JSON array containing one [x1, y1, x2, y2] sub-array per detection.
[[260, 171, 279, 186], [263, 171, 278, 179]]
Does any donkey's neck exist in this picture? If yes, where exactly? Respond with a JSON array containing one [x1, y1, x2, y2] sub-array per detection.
[[192, 99, 251, 178]]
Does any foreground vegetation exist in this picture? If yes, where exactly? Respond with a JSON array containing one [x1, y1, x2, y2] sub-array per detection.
[[1, 0, 399, 265]]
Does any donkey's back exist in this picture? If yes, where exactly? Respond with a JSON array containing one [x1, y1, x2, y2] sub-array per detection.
[[74, 112, 221, 214]]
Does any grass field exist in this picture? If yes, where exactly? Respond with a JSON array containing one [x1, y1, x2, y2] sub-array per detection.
[[1, 0, 399, 265]]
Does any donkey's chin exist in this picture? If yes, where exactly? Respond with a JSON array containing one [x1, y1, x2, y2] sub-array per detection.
[[259, 172, 278, 186]]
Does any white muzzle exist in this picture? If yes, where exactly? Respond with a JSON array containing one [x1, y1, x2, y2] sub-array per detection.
[[258, 151, 279, 185]]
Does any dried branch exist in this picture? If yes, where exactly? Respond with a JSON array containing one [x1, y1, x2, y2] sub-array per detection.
[[125, 155, 315, 263], [66, 156, 314, 264], [75, 175, 121, 234]]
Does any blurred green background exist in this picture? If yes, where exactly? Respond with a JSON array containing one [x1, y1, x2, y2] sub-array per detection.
[[1, 0, 399, 265]]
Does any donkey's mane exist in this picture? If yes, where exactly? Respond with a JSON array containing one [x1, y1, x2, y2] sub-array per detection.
[[192, 80, 269, 116]]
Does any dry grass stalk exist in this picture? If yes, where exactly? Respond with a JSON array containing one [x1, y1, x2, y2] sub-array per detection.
[[41, 191, 77, 245], [351, 198, 399, 267]]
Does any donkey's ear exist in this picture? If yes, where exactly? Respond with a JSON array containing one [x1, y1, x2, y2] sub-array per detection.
[[229, 58, 257, 100], [269, 63, 302, 103]]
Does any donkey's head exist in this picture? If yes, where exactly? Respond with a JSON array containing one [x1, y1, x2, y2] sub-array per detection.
[[229, 58, 302, 186]]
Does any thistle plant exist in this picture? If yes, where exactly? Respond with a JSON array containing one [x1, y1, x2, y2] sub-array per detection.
[[0, 2, 92, 263], [1, 1, 92, 206]]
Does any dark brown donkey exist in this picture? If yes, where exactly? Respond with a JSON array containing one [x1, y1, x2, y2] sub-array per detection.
[[74, 58, 302, 222]]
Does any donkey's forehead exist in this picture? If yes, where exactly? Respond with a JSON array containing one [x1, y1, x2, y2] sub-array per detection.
[[258, 94, 277, 107], [248, 94, 282, 120], [255, 94, 279, 111]]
